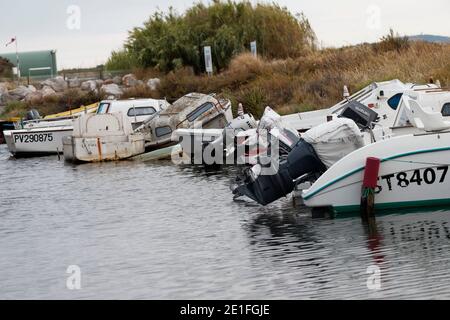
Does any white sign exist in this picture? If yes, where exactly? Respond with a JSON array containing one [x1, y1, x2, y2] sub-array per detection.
[[204, 46, 213, 74], [250, 41, 257, 57], [12, 67, 18, 75]]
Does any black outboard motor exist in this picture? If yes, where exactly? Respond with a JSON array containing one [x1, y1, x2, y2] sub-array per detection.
[[231, 139, 326, 205], [25, 109, 41, 121]]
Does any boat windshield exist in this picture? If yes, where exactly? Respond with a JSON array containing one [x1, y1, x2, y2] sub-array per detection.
[[97, 103, 110, 114]]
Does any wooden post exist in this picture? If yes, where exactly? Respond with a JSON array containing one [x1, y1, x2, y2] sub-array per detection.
[[361, 157, 380, 220]]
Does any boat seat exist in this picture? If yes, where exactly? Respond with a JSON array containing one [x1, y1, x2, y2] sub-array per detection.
[[403, 97, 450, 132]]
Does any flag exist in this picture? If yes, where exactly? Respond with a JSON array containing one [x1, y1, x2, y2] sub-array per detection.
[[5, 37, 16, 47]]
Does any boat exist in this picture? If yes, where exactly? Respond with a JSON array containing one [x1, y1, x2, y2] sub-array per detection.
[[62, 112, 145, 163], [136, 93, 233, 152], [302, 97, 450, 213], [171, 106, 300, 166], [280, 79, 447, 135], [3, 98, 168, 157]]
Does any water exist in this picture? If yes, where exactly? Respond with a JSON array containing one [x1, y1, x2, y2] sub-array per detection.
[[1, 144, 450, 299]]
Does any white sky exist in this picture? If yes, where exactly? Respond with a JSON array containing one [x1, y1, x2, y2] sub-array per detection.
[[0, 0, 448, 69]]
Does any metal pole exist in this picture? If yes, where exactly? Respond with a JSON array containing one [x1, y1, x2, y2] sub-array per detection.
[[15, 36, 20, 85]]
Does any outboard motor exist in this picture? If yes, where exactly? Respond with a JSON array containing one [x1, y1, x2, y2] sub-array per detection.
[[231, 139, 326, 205], [231, 103, 377, 206], [25, 109, 41, 121]]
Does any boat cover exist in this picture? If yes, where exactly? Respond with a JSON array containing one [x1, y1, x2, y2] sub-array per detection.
[[302, 118, 364, 168]]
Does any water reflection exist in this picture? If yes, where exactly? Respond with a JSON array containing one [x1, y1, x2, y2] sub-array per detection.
[[2, 145, 450, 299]]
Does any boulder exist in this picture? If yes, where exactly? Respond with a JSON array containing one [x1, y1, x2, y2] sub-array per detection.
[[103, 79, 114, 85], [25, 91, 43, 104], [41, 86, 57, 99], [147, 78, 161, 91], [95, 79, 104, 88], [28, 85, 37, 92], [80, 80, 97, 92], [9, 85, 33, 100], [122, 74, 138, 87], [68, 78, 81, 88], [41, 76, 68, 92], [113, 76, 122, 85], [0, 92, 16, 104], [0, 83, 9, 95], [100, 84, 123, 97]]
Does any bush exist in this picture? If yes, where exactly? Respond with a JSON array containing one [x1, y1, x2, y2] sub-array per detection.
[[108, 1, 316, 73], [373, 29, 410, 53]]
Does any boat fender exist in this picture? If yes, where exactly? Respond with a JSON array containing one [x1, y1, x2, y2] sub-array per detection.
[[361, 157, 381, 219]]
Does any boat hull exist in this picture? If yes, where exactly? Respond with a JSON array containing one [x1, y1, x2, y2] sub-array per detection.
[[303, 131, 450, 213], [4, 127, 73, 157], [63, 134, 145, 163]]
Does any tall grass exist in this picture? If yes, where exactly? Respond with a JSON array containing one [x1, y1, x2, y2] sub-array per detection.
[[155, 41, 450, 117]]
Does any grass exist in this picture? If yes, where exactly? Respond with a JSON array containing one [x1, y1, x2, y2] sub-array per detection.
[[151, 41, 450, 117], [2, 40, 450, 119]]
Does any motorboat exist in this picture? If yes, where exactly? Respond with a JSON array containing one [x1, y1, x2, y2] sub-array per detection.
[[303, 97, 450, 213], [4, 98, 168, 157], [136, 93, 233, 152], [280, 79, 448, 136], [62, 112, 145, 163], [232, 93, 450, 214]]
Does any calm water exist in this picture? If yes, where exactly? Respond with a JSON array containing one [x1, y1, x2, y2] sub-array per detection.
[[1, 144, 450, 299]]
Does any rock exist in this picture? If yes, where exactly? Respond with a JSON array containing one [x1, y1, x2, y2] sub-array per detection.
[[0, 83, 9, 95], [103, 79, 114, 85], [113, 76, 122, 85], [95, 79, 104, 88], [41, 76, 68, 92], [25, 91, 43, 104], [100, 84, 123, 97], [80, 80, 97, 92], [41, 86, 57, 99], [147, 78, 161, 91], [0, 92, 16, 104], [9, 85, 33, 100], [122, 74, 138, 87], [28, 85, 37, 92], [68, 78, 81, 88]]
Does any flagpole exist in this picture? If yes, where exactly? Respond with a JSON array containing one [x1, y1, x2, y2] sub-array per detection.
[[15, 36, 20, 84]]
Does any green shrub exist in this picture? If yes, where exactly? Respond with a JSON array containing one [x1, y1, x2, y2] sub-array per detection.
[[108, 1, 316, 73]]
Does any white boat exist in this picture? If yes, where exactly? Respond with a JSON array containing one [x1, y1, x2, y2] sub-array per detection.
[[230, 91, 450, 207], [137, 93, 233, 152], [63, 112, 145, 163], [281, 79, 447, 134], [4, 98, 169, 157], [302, 97, 450, 213]]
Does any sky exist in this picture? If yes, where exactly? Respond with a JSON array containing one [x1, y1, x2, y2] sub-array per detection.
[[0, 0, 449, 69]]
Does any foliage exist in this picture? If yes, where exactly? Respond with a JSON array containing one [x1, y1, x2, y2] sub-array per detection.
[[107, 1, 316, 73]]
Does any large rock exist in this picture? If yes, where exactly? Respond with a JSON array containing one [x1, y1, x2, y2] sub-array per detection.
[[68, 78, 81, 88], [41, 86, 57, 99], [0, 83, 9, 95], [41, 76, 68, 92], [9, 85, 33, 100], [122, 74, 138, 87], [80, 80, 97, 92], [0, 92, 16, 104], [25, 91, 43, 104], [95, 79, 104, 88], [147, 78, 161, 91], [100, 84, 123, 97], [113, 76, 122, 85], [28, 85, 37, 92]]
